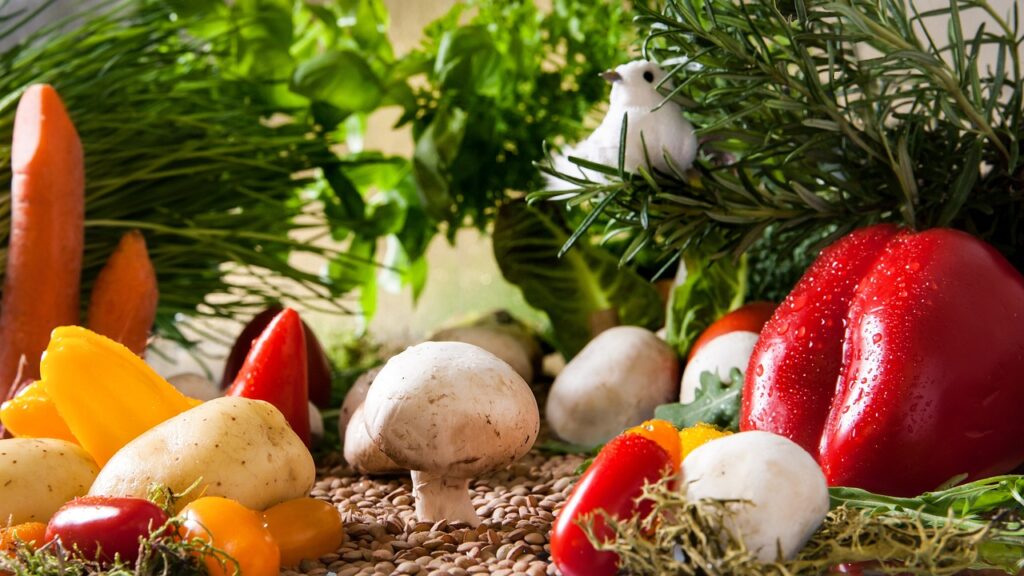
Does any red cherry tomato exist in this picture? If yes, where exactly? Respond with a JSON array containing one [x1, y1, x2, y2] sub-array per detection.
[[44, 496, 169, 564], [262, 497, 344, 566], [688, 301, 776, 361], [550, 433, 673, 576]]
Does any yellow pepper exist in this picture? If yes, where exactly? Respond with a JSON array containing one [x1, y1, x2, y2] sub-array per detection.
[[0, 381, 78, 444], [40, 326, 194, 466], [678, 422, 732, 461]]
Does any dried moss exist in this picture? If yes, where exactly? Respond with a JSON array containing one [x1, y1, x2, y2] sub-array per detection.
[[583, 480, 1024, 575]]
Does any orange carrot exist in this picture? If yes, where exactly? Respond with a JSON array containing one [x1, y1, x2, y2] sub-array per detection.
[[87, 230, 158, 355], [0, 84, 84, 397]]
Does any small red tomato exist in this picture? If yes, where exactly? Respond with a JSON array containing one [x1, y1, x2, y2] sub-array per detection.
[[550, 433, 673, 576], [45, 496, 169, 564], [687, 301, 776, 361]]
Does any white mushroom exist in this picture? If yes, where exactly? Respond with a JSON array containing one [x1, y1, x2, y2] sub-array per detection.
[[681, 431, 829, 561], [680, 331, 759, 403], [339, 367, 380, 436], [546, 326, 679, 446], [167, 372, 220, 401], [430, 326, 535, 383], [363, 342, 539, 525], [308, 401, 324, 442], [344, 404, 403, 474]]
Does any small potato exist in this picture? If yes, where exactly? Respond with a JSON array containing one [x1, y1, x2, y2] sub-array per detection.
[[0, 438, 98, 524], [547, 326, 679, 446], [90, 397, 314, 511]]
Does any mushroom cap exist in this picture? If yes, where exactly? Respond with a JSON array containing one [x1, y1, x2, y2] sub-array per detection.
[[363, 341, 539, 478], [679, 330, 759, 403], [167, 373, 221, 401], [430, 326, 534, 383], [344, 403, 403, 475], [681, 431, 829, 561], [340, 366, 380, 436]]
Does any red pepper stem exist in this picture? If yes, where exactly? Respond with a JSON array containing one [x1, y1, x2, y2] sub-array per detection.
[[411, 470, 478, 527]]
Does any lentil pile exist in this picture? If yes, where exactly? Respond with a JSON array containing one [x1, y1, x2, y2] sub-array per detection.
[[292, 451, 584, 576]]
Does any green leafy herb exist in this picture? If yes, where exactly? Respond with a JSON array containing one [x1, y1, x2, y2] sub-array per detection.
[[401, 0, 633, 236], [492, 202, 664, 358], [829, 476, 1024, 571], [537, 0, 1024, 299], [654, 368, 742, 431], [665, 248, 747, 357], [0, 0, 376, 342], [831, 475, 1024, 525]]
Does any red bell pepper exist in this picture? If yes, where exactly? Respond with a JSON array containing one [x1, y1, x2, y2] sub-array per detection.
[[221, 305, 334, 408], [551, 432, 673, 576], [743, 225, 1024, 496], [225, 308, 311, 446]]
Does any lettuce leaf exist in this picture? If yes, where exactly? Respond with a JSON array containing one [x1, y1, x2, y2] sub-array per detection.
[[493, 202, 663, 358], [665, 250, 748, 357]]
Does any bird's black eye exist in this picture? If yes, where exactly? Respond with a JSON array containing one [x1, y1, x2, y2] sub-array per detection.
[[643, 70, 655, 83]]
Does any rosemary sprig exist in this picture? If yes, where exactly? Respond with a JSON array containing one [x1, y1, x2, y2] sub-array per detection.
[[535, 0, 1024, 297]]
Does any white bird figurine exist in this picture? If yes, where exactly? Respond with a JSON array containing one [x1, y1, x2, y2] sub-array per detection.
[[546, 60, 697, 190]]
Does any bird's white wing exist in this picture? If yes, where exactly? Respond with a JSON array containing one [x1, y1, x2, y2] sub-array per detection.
[[544, 143, 609, 191], [543, 92, 698, 190], [543, 117, 622, 191], [632, 105, 697, 176]]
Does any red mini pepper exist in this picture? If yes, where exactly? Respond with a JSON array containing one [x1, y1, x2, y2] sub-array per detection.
[[226, 308, 311, 446], [743, 225, 1024, 496], [221, 305, 334, 408], [551, 431, 674, 576]]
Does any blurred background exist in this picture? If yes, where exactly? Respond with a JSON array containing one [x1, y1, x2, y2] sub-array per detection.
[[0, 0, 1007, 379], [2, 0, 549, 376]]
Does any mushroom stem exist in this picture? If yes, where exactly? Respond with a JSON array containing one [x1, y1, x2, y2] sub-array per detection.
[[410, 470, 478, 526]]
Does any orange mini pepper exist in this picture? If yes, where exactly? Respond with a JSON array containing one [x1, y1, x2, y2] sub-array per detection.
[[0, 522, 48, 557], [181, 497, 280, 576], [626, 419, 682, 470], [40, 326, 194, 466], [0, 381, 77, 444]]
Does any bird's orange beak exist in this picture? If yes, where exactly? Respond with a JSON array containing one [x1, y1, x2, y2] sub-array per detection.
[[600, 70, 622, 83]]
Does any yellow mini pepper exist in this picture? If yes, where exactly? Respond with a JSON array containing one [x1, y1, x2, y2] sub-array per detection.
[[0, 381, 78, 444], [679, 422, 732, 461], [40, 326, 195, 466]]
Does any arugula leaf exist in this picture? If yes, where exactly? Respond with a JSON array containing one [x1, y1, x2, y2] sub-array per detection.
[[493, 202, 664, 358], [654, 368, 743, 431], [665, 250, 748, 357]]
